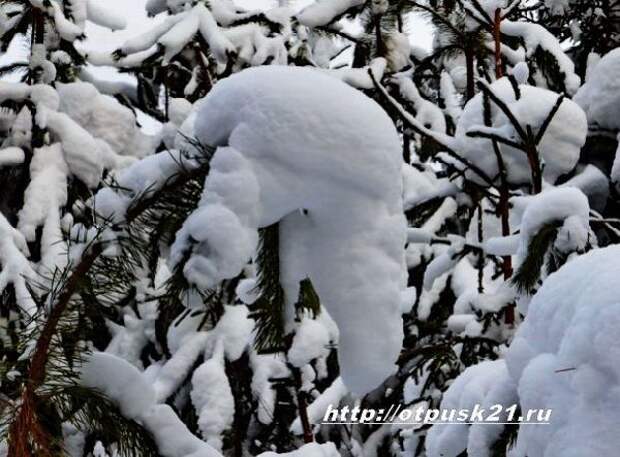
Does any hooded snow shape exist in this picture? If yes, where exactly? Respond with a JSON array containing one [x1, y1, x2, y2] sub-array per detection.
[[184, 65, 407, 395]]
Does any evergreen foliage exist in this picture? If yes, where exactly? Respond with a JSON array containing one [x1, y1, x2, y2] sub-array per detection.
[[0, 1, 617, 456]]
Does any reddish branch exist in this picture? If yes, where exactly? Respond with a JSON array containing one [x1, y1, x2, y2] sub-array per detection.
[[8, 163, 209, 456]]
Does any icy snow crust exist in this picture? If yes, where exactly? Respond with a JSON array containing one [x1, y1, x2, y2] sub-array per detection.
[[190, 66, 407, 395], [505, 245, 620, 457]]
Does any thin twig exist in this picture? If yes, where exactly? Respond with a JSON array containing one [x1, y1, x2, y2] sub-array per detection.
[[369, 69, 496, 187]]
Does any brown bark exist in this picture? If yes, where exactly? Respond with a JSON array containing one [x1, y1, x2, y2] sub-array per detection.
[[8, 164, 209, 455]]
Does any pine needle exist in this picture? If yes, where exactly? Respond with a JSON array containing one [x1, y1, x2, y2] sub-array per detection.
[[511, 223, 559, 295]]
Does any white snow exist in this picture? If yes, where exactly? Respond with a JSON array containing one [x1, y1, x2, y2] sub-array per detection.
[[86, 0, 127, 30], [81, 352, 157, 420], [561, 164, 609, 212], [500, 21, 581, 94], [290, 377, 347, 435], [105, 309, 152, 368], [402, 164, 459, 209], [259, 443, 340, 457], [18, 143, 69, 277], [99, 4, 236, 67], [81, 352, 223, 457], [2, 3, 615, 457], [0, 146, 24, 167], [574, 48, 620, 131], [188, 65, 407, 395], [425, 360, 518, 457], [505, 246, 620, 457], [17, 144, 68, 242], [56, 82, 157, 158], [385, 32, 412, 72], [210, 305, 254, 361], [235, 278, 259, 305], [287, 317, 331, 368], [321, 58, 387, 90], [251, 352, 290, 424], [440, 71, 463, 123], [513, 187, 590, 266], [191, 341, 234, 451], [297, 0, 365, 28], [455, 78, 587, 185], [613, 138, 620, 193], [153, 332, 209, 402], [41, 109, 105, 187], [0, 213, 37, 323], [394, 72, 447, 133]]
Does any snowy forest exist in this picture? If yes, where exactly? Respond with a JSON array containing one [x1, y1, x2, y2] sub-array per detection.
[[0, 0, 619, 456]]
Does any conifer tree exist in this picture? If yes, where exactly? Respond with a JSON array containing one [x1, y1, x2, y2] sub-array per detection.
[[1, 1, 620, 457]]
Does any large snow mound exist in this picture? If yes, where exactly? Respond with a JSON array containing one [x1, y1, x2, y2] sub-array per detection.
[[187, 65, 407, 395], [506, 246, 620, 457], [574, 48, 620, 131]]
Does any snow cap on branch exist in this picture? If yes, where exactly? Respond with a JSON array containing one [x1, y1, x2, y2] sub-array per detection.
[[187, 65, 407, 395]]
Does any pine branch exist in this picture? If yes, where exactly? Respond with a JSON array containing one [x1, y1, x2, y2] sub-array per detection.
[[534, 94, 564, 145], [369, 69, 497, 187], [7, 146, 214, 455], [51, 385, 160, 457], [295, 278, 321, 320], [511, 223, 560, 295], [466, 129, 525, 150], [250, 223, 286, 353], [475, 79, 528, 142], [0, 62, 28, 78]]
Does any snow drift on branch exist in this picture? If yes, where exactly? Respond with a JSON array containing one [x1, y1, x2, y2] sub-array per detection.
[[574, 48, 620, 131], [456, 78, 587, 185], [506, 245, 620, 457], [182, 65, 407, 395]]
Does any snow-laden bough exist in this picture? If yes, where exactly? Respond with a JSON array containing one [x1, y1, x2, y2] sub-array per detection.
[[425, 245, 620, 457], [455, 78, 587, 186], [505, 245, 620, 457], [175, 65, 408, 395]]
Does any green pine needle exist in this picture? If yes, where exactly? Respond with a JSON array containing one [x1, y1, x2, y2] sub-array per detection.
[[511, 223, 560, 295], [52, 385, 159, 457], [251, 223, 286, 353], [295, 278, 321, 320]]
